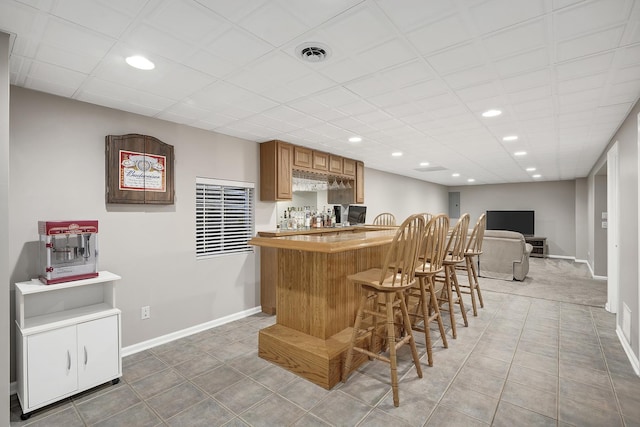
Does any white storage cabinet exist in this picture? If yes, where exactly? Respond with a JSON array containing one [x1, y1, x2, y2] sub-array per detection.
[[15, 272, 122, 419]]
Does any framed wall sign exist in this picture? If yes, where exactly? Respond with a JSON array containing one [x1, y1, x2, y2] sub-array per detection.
[[105, 134, 175, 204]]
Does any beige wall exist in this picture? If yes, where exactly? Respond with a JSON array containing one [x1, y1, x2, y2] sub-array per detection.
[[575, 178, 588, 262], [588, 99, 640, 360], [363, 168, 449, 221], [1, 32, 11, 425], [593, 175, 608, 276], [8, 87, 275, 381], [449, 180, 576, 257]]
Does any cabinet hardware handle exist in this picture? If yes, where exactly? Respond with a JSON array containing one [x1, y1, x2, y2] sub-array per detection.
[[84, 346, 88, 365], [67, 350, 71, 371]]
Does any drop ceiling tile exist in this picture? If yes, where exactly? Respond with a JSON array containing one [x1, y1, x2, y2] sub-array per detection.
[[27, 60, 86, 88], [415, 94, 463, 113], [555, 51, 614, 80], [612, 64, 640, 84], [376, 0, 456, 31], [280, 0, 362, 27], [182, 49, 237, 78], [145, 65, 214, 100], [317, 56, 371, 83], [355, 38, 417, 73], [126, 23, 194, 62], [469, 0, 547, 35], [501, 68, 552, 93], [346, 75, 394, 98], [336, 99, 378, 116], [25, 75, 78, 97], [79, 77, 175, 110], [482, 18, 548, 60], [288, 73, 336, 97], [556, 26, 625, 62], [96, 0, 147, 17], [426, 42, 485, 74], [554, 0, 631, 40], [319, 3, 395, 53], [35, 43, 102, 74], [405, 14, 471, 55], [239, 1, 308, 47], [456, 81, 502, 102], [606, 79, 640, 99], [443, 65, 497, 89], [206, 27, 273, 66], [379, 60, 433, 87], [512, 98, 554, 114], [146, 0, 230, 44], [507, 85, 552, 104], [52, 0, 130, 38], [195, 0, 266, 23], [494, 47, 549, 78], [0, 1, 39, 35], [42, 17, 115, 57], [615, 44, 640, 66], [557, 72, 607, 94]]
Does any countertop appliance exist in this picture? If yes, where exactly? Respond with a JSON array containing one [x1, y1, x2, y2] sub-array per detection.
[[38, 220, 99, 284]]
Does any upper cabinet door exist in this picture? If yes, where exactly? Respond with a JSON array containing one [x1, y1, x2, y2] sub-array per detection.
[[329, 155, 343, 174], [293, 146, 312, 170], [260, 140, 293, 201], [355, 161, 365, 203], [312, 151, 329, 172], [343, 158, 356, 177]]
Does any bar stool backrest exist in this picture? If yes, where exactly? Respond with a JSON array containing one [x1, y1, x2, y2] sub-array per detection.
[[373, 212, 397, 226], [379, 214, 425, 288], [417, 213, 449, 274], [444, 213, 470, 263], [466, 213, 486, 255]]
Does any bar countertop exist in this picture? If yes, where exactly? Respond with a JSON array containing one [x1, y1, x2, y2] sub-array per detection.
[[249, 226, 397, 253]]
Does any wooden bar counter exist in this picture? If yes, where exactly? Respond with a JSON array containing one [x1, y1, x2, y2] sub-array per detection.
[[249, 227, 396, 389]]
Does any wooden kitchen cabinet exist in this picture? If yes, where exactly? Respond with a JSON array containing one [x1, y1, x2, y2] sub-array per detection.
[[293, 146, 312, 170], [260, 140, 293, 201], [329, 155, 343, 174], [356, 161, 365, 203], [15, 272, 122, 419], [312, 151, 329, 172], [343, 158, 356, 177]]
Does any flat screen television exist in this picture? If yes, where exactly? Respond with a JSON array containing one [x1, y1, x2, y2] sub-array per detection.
[[348, 205, 367, 225], [486, 210, 534, 236]]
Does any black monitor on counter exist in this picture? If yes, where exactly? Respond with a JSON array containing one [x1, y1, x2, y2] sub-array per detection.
[[348, 205, 367, 225]]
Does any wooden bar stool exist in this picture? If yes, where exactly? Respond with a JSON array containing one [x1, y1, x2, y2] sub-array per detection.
[[406, 213, 449, 366], [373, 212, 396, 226], [456, 213, 486, 316], [435, 214, 470, 339], [342, 214, 425, 407]]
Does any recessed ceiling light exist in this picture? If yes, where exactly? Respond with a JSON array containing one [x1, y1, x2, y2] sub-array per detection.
[[502, 135, 518, 141], [467, 178, 475, 183], [452, 173, 460, 177], [514, 151, 527, 156], [419, 162, 429, 166], [125, 55, 155, 70], [482, 109, 502, 118], [532, 174, 541, 178], [392, 152, 403, 157], [526, 167, 536, 172], [348, 136, 362, 143]]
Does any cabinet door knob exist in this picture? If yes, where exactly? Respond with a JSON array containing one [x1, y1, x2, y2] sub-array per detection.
[[84, 346, 88, 365], [67, 350, 71, 371]]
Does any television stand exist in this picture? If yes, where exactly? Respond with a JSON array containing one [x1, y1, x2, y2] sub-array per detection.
[[525, 236, 547, 258]]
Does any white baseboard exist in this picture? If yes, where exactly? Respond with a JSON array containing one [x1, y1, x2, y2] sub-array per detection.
[[546, 254, 575, 260], [10, 306, 264, 396], [122, 306, 262, 357], [616, 325, 640, 376]]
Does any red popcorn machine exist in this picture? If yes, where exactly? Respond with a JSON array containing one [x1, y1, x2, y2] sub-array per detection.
[[38, 220, 99, 284]]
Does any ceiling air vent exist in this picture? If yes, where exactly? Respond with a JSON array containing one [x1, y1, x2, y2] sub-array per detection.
[[413, 166, 447, 172], [296, 42, 331, 63]]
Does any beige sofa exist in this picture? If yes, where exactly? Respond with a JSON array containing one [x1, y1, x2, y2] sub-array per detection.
[[478, 230, 533, 281]]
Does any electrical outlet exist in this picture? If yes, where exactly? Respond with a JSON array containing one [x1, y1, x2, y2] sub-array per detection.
[[141, 306, 150, 320]]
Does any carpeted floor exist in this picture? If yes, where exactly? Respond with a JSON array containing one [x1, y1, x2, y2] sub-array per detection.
[[477, 257, 607, 307]]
